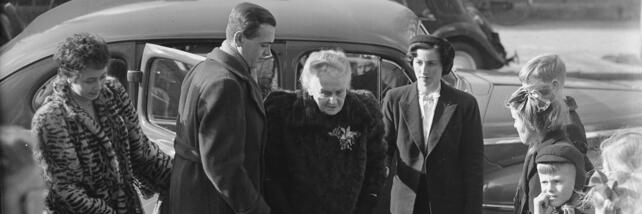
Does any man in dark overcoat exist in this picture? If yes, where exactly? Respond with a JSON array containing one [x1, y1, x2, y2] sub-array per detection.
[[168, 2, 276, 214], [382, 35, 484, 214]]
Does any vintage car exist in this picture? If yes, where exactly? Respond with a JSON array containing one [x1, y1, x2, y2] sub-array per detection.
[[2, 0, 642, 213], [0, 0, 70, 45], [391, 0, 511, 70]]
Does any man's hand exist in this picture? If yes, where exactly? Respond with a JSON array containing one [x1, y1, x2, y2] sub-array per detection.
[[533, 192, 553, 214]]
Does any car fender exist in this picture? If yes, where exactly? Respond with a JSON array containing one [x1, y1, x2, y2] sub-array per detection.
[[432, 22, 505, 66]]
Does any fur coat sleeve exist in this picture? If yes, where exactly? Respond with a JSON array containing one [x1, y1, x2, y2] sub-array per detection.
[[104, 79, 173, 196]]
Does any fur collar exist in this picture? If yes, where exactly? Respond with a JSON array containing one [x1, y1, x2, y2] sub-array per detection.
[[46, 77, 126, 185]]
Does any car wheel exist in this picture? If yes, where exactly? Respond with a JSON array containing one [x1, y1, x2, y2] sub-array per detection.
[[452, 42, 483, 70]]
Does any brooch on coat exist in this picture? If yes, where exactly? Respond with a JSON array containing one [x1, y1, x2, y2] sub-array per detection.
[[328, 126, 360, 151]]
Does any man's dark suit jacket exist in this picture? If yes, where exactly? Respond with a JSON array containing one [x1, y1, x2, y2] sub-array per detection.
[[382, 82, 483, 214], [169, 48, 269, 214]]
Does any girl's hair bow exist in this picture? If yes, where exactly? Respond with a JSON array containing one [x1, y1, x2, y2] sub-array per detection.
[[526, 89, 551, 113]]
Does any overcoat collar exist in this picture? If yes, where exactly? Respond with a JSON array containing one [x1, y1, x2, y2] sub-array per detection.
[[207, 48, 266, 117], [399, 81, 458, 159], [399, 82, 424, 152]]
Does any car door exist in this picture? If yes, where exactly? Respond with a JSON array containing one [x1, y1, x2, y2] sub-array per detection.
[[136, 43, 205, 157], [134, 43, 205, 214]]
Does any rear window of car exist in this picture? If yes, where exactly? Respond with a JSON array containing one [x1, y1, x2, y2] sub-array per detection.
[[295, 52, 410, 100]]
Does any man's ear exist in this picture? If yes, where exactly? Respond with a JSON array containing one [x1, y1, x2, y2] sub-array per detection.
[[233, 31, 244, 48]]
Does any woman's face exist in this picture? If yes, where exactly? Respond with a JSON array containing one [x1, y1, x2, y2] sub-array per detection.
[[412, 48, 442, 89], [307, 68, 349, 115], [67, 67, 107, 102], [511, 108, 533, 144]]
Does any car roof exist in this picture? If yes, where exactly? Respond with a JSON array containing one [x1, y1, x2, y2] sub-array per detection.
[[0, 0, 419, 80]]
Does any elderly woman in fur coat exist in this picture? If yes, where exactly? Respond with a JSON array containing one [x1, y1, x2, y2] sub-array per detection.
[[264, 50, 387, 214]]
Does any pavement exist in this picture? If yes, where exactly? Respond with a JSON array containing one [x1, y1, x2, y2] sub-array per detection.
[[492, 19, 642, 88], [529, 0, 640, 21]]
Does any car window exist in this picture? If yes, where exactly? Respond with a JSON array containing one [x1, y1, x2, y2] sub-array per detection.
[[146, 58, 191, 131], [145, 47, 280, 132], [33, 75, 56, 111], [254, 57, 280, 97], [295, 52, 410, 100], [381, 59, 411, 98], [160, 41, 281, 97], [350, 54, 381, 95]]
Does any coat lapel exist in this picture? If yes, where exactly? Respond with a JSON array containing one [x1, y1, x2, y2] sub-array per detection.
[[399, 83, 426, 155], [425, 83, 457, 157], [207, 48, 266, 117]]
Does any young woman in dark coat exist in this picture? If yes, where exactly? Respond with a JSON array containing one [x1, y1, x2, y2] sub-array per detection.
[[263, 49, 387, 214]]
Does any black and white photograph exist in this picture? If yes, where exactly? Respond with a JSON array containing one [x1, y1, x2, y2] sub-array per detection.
[[1, 0, 641, 213]]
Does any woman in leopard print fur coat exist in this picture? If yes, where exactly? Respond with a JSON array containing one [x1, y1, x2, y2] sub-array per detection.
[[31, 33, 172, 214]]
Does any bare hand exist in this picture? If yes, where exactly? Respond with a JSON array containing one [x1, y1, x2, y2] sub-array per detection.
[[560, 204, 575, 214], [564, 96, 577, 111], [533, 192, 553, 214]]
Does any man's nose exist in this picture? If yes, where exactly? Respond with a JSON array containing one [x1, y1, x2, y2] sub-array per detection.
[[260, 47, 272, 59], [417, 65, 428, 74]]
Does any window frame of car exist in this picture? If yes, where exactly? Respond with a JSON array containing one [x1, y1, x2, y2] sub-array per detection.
[[292, 49, 412, 100], [282, 40, 413, 94]]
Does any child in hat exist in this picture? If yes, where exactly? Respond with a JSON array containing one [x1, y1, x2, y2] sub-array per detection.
[[533, 143, 587, 214]]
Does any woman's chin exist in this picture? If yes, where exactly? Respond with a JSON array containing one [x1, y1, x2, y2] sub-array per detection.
[[321, 108, 341, 115]]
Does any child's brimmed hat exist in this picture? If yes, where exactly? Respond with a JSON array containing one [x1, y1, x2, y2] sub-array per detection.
[[536, 143, 586, 189]]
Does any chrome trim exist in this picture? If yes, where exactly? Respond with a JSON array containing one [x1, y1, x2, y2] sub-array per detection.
[[482, 203, 513, 211], [484, 126, 642, 145]]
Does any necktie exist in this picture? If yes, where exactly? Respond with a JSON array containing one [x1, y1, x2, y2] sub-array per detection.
[[420, 92, 439, 145]]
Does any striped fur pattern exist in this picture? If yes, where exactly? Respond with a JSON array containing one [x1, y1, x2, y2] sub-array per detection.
[[31, 77, 172, 214]]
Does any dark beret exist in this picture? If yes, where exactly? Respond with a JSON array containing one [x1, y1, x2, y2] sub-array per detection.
[[536, 143, 586, 189]]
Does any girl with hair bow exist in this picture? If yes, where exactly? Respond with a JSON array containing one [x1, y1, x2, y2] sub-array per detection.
[[508, 86, 592, 214]]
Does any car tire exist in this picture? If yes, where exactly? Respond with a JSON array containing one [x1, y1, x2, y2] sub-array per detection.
[[452, 42, 483, 70]]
